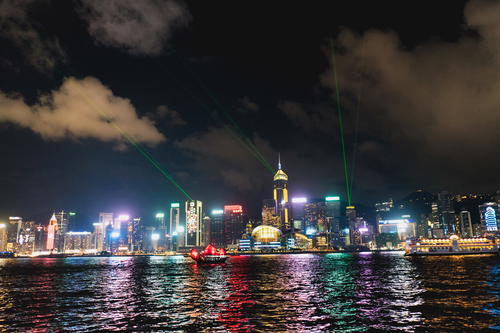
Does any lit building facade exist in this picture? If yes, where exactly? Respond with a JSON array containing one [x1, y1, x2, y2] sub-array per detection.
[[291, 197, 307, 231], [437, 191, 456, 235], [0, 223, 7, 251], [170, 203, 182, 249], [273, 157, 290, 231], [325, 196, 341, 246], [459, 211, 474, 237], [479, 202, 499, 233], [64, 232, 93, 253], [378, 219, 416, 241], [98, 213, 113, 251], [209, 209, 225, 247], [18, 221, 36, 254], [46, 213, 58, 252], [224, 205, 247, 247], [128, 217, 143, 252], [185, 200, 203, 247], [7, 216, 22, 252]]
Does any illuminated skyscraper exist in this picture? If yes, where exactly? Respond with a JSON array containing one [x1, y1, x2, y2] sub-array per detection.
[[55, 211, 71, 251], [185, 200, 203, 247], [346, 206, 357, 245], [273, 155, 289, 231], [291, 197, 307, 231], [459, 211, 473, 237], [46, 213, 58, 252], [7, 216, 22, 251], [325, 196, 341, 247], [98, 213, 113, 251], [437, 191, 456, 235], [0, 223, 7, 251], [210, 209, 225, 247], [224, 205, 247, 246], [169, 203, 182, 249], [128, 218, 143, 252], [479, 203, 499, 233], [18, 221, 36, 254]]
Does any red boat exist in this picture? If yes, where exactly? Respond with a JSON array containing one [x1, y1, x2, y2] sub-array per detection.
[[190, 244, 229, 264]]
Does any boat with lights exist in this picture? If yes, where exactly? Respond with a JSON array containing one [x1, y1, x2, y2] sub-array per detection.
[[190, 244, 229, 264], [405, 235, 499, 256]]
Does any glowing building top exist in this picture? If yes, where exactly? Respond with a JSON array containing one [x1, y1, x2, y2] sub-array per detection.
[[273, 154, 288, 181], [273, 154, 290, 231]]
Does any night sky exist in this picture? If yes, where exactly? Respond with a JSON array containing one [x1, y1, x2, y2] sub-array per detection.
[[1, 0, 499, 228]]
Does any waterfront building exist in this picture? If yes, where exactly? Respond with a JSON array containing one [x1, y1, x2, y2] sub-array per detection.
[[209, 209, 224, 247], [169, 203, 182, 249], [437, 191, 456, 235], [7, 216, 22, 252], [202, 216, 211, 247], [93, 222, 104, 251], [18, 221, 36, 255], [251, 225, 282, 250], [291, 197, 307, 231], [273, 155, 290, 231], [64, 232, 93, 254], [46, 213, 58, 252], [0, 223, 7, 251], [346, 206, 357, 245], [378, 218, 416, 241], [54, 211, 73, 251], [185, 200, 203, 247], [479, 202, 499, 233], [155, 212, 167, 250], [262, 199, 280, 229], [128, 217, 143, 252], [459, 211, 474, 237], [224, 205, 247, 247], [98, 213, 113, 251], [34, 225, 46, 252], [399, 190, 434, 238], [325, 196, 341, 246]]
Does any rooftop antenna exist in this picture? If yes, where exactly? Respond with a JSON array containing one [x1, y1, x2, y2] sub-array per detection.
[[278, 152, 281, 170]]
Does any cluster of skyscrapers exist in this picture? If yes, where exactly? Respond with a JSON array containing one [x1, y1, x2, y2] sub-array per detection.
[[1, 160, 499, 255]]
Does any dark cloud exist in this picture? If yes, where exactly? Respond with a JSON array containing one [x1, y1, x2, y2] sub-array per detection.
[[238, 96, 260, 113], [0, 77, 165, 145], [0, 0, 67, 72], [316, 0, 500, 192], [147, 105, 186, 126], [79, 0, 190, 55], [175, 127, 274, 192]]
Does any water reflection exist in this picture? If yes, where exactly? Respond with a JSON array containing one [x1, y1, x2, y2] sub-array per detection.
[[0, 253, 496, 331]]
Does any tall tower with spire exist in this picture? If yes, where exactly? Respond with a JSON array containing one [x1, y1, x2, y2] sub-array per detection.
[[273, 154, 290, 231], [46, 213, 58, 252]]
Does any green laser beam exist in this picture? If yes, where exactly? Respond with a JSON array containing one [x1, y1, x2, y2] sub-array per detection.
[[168, 53, 275, 173], [349, 91, 361, 200], [330, 40, 352, 205], [156, 58, 275, 174], [64, 75, 193, 200]]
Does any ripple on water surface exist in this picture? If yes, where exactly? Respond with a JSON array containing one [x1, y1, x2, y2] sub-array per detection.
[[0, 253, 497, 332]]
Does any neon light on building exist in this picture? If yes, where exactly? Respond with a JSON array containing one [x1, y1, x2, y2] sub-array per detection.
[[291, 197, 307, 203], [325, 196, 340, 201], [485, 207, 498, 231]]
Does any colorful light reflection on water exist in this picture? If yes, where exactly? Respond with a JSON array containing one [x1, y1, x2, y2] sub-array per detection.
[[0, 252, 497, 331]]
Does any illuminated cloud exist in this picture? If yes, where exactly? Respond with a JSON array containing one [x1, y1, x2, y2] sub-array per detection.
[[79, 0, 190, 55], [0, 0, 67, 72], [0, 77, 165, 145], [315, 0, 500, 188]]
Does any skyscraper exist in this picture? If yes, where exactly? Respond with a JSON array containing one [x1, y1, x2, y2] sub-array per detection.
[[98, 213, 113, 251], [169, 203, 182, 249], [437, 191, 456, 235], [224, 205, 247, 246], [54, 211, 69, 251], [185, 200, 203, 247], [46, 213, 58, 252], [7, 216, 22, 252], [459, 211, 473, 237], [325, 196, 341, 247], [273, 155, 290, 231], [209, 209, 225, 247], [479, 203, 499, 233]]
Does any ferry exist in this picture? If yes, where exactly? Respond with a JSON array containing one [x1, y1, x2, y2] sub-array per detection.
[[405, 235, 499, 256], [190, 244, 229, 264]]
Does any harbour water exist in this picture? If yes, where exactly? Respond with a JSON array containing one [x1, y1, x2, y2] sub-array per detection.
[[0, 252, 498, 332]]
